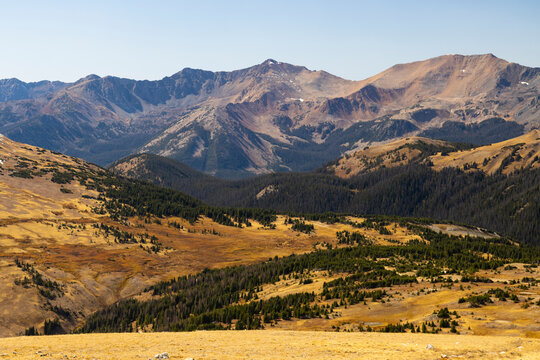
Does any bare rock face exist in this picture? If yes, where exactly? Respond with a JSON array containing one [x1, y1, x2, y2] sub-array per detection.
[[0, 54, 538, 178]]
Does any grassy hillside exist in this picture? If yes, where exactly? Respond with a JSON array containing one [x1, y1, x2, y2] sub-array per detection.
[[78, 222, 540, 337], [1, 134, 539, 340], [327, 129, 540, 178], [0, 135, 451, 337], [327, 136, 474, 178], [109, 134, 540, 245]]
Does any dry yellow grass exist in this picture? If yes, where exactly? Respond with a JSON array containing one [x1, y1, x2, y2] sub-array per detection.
[[0, 331, 539, 360], [430, 129, 540, 174], [0, 209, 425, 336], [251, 265, 540, 338], [0, 136, 427, 336], [1, 135, 539, 344], [331, 136, 449, 178], [330, 130, 540, 178]]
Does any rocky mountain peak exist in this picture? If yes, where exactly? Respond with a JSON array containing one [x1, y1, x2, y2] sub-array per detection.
[[0, 54, 538, 178]]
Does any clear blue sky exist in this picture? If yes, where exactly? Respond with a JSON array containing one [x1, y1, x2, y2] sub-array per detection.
[[1, 0, 539, 82]]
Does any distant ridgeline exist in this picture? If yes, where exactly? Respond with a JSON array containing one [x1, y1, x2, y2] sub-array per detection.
[[78, 223, 540, 333], [109, 153, 540, 246]]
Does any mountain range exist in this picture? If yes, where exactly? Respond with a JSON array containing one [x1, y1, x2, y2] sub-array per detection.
[[1, 54, 539, 178]]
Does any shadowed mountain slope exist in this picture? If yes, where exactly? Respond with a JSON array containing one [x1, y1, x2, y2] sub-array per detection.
[[110, 132, 540, 245]]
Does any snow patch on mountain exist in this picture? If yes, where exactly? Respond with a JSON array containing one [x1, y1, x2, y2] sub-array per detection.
[[192, 139, 206, 158]]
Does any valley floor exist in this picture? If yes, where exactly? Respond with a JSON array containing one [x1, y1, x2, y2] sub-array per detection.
[[0, 331, 539, 359]]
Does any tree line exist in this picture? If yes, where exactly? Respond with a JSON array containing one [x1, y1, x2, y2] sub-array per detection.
[[77, 227, 540, 334]]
